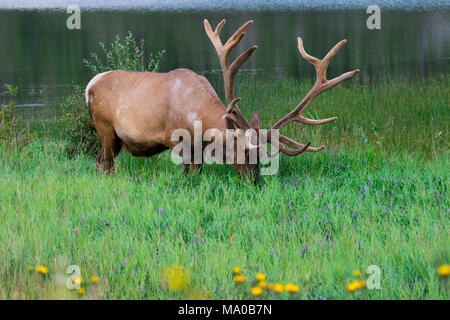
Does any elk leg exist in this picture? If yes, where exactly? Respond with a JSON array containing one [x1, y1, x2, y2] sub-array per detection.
[[191, 163, 203, 174], [96, 123, 121, 173], [96, 148, 105, 170], [182, 163, 203, 175]]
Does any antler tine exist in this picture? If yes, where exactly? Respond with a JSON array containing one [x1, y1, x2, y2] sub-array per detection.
[[204, 19, 257, 129], [279, 135, 324, 152], [263, 131, 322, 156], [258, 140, 312, 159], [225, 20, 254, 46], [297, 37, 320, 67], [267, 37, 359, 155]]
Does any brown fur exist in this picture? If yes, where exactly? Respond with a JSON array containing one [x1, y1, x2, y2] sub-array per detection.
[[87, 19, 358, 182], [87, 68, 253, 177]]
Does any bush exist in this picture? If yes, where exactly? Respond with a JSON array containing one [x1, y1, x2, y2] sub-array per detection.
[[84, 31, 165, 74], [62, 31, 165, 157], [61, 86, 100, 158], [0, 84, 33, 149]]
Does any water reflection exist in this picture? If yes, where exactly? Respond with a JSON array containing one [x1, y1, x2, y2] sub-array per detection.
[[0, 9, 448, 111]]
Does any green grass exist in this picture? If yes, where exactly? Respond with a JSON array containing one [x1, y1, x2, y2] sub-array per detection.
[[0, 77, 448, 299]]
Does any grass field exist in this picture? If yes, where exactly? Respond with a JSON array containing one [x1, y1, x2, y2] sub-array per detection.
[[0, 76, 448, 299]]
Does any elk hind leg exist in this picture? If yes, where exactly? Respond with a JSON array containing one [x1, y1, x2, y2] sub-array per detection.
[[96, 124, 121, 173]]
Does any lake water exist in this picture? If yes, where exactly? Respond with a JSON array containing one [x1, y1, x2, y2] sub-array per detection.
[[0, 3, 449, 117]]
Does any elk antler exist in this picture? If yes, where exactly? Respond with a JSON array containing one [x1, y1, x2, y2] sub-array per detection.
[[266, 37, 360, 155], [204, 19, 257, 129]]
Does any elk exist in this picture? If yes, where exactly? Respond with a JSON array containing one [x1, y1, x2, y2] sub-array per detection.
[[86, 19, 359, 183]]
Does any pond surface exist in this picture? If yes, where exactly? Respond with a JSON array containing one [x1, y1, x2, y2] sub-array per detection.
[[0, 6, 449, 116]]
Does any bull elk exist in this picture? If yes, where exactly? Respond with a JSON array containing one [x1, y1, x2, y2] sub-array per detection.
[[86, 19, 359, 183]]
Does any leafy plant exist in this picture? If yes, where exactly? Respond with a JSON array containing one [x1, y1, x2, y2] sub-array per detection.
[[61, 86, 100, 158], [83, 31, 165, 74], [0, 84, 33, 148], [63, 32, 165, 157]]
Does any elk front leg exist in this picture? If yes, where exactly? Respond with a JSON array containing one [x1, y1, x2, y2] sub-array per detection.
[[183, 162, 203, 175], [177, 146, 203, 176], [96, 148, 105, 170]]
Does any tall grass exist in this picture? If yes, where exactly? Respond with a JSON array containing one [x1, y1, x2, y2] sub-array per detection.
[[236, 75, 449, 158], [0, 139, 447, 299], [0, 76, 448, 299]]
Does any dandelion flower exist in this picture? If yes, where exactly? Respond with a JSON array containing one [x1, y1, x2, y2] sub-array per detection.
[[273, 283, 284, 293], [258, 280, 267, 288], [255, 272, 266, 281], [358, 280, 366, 288], [437, 264, 450, 277], [27, 267, 34, 272], [267, 283, 274, 291], [353, 269, 361, 277], [346, 281, 361, 292], [161, 265, 190, 291], [36, 266, 48, 275], [73, 277, 82, 286], [251, 286, 263, 296], [285, 283, 300, 293], [91, 275, 99, 283], [77, 288, 85, 295], [234, 275, 245, 283], [232, 266, 242, 275]]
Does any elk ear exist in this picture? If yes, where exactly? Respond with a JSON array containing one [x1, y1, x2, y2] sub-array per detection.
[[225, 116, 241, 130], [250, 112, 261, 130]]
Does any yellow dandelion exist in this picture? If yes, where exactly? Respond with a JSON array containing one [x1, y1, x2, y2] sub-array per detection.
[[73, 277, 82, 286], [35, 266, 48, 275], [77, 288, 85, 295], [161, 265, 190, 291], [255, 272, 266, 281], [258, 280, 267, 288], [91, 275, 99, 283], [353, 269, 361, 277], [285, 283, 300, 293], [346, 281, 361, 292], [234, 275, 245, 283], [358, 280, 366, 288], [27, 267, 34, 272], [437, 264, 450, 277], [267, 283, 274, 291], [273, 283, 284, 293], [251, 286, 263, 296], [232, 266, 242, 274]]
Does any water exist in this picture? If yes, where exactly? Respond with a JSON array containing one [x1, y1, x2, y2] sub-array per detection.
[[0, 4, 449, 117], [2, 0, 449, 11]]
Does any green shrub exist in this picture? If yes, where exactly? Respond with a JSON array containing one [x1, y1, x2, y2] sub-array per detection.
[[62, 31, 165, 157], [0, 84, 33, 149], [61, 86, 100, 158], [84, 31, 165, 74]]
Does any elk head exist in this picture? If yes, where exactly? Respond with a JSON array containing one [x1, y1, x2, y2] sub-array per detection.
[[204, 19, 359, 183]]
